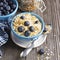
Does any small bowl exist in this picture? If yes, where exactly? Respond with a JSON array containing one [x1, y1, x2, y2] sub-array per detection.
[[0, 0, 18, 21], [11, 12, 45, 41]]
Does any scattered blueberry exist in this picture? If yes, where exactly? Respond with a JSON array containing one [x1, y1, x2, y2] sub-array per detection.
[[24, 30, 30, 37], [38, 48, 45, 55], [43, 27, 47, 32], [20, 16, 24, 19], [18, 26, 25, 32], [24, 21, 30, 26], [35, 20, 38, 24], [29, 26, 34, 32]]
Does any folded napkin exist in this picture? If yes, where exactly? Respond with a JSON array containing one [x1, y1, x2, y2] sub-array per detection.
[[0, 20, 9, 46]]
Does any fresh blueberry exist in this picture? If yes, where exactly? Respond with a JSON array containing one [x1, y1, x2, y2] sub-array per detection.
[[6, 11, 10, 15], [0, 2, 3, 7], [5, 5, 11, 11], [3, 0, 8, 4], [3, 4, 7, 8], [0, 7, 4, 11], [38, 49, 45, 55], [4, 2, 8, 5], [2, 10, 6, 14], [43, 27, 47, 32], [20, 16, 24, 19], [0, 0, 16, 16], [10, 9, 13, 13], [24, 30, 30, 37], [3, 10, 6, 15], [35, 20, 38, 24], [11, 4, 16, 10], [3, 0, 6, 2], [18, 26, 25, 32], [3, 10, 10, 15], [29, 26, 34, 32], [24, 21, 30, 26]]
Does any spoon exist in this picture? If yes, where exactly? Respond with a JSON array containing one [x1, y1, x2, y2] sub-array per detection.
[[20, 40, 34, 57], [20, 25, 52, 57]]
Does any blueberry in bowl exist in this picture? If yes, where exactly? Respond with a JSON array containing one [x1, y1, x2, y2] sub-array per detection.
[[11, 12, 45, 41], [0, 0, 18, 21]]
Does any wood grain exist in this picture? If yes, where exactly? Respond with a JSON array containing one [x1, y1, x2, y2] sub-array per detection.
[[0, 0, 60, 60]]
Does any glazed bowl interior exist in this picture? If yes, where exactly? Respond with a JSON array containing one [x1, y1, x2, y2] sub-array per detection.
[[0, 0, 18, 20], [11, 12, 45, 40]]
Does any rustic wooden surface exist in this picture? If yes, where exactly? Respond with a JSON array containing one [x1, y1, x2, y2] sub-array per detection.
[[1, 0, 60, 60]]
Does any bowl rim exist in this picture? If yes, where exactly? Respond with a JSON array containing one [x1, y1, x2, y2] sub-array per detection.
[[11, 12, 45, 40], [0, 0, 18, 17]]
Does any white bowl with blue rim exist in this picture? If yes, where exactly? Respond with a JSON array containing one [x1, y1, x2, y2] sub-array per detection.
[[0, 0, 18, 21], [11, 12, 45, 44]]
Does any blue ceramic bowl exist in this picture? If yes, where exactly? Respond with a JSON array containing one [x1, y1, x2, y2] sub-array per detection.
[[0, 0, 18, 21], [11, 12, 45, 41]]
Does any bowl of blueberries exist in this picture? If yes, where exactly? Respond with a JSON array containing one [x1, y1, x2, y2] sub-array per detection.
[[0, 0, 18, 20]]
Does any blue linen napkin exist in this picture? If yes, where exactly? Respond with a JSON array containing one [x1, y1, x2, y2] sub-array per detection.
[[0, 20, 9, 46]]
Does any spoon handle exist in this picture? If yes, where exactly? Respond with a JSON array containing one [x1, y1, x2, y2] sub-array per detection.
[[20, 44, 34, 57]]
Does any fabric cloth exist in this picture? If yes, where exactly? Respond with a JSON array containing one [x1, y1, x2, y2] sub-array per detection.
[[0, 20, 9, 46]]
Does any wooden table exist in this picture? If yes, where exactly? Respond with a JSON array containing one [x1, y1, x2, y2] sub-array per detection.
[[1, 0, 60, 60]]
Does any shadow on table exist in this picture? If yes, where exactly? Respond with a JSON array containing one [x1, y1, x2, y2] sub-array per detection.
[[0, 36, 26, 60]]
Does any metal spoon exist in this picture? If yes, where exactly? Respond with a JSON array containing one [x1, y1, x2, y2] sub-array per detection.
[[20, 25, 52, 57], [20, 40, 34, 57]]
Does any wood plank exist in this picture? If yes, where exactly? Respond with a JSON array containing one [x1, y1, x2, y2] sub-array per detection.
[[26, 49, 37, 60], [0, 39, 26, 60], [56, 0, 60, 60], [37, 0, 60, 60], [0, 0, 60, 60]]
